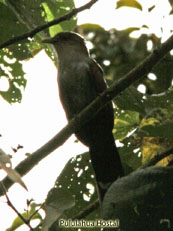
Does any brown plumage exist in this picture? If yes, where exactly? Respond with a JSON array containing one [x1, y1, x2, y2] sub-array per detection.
[[42, 32, 124, 202]]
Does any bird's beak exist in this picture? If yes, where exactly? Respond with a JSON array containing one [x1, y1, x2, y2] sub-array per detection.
[[41, 37, 55, 44]]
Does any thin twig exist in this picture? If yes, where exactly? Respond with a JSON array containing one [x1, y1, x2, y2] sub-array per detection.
[[29, 203, 44, 221], [0, 182, 34, 231], [0, 0, 99, 49]]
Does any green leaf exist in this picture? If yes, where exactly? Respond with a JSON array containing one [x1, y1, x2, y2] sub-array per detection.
[[56, 152, 98, 216], [0, 80, 22, 103], [42, 2, 63, 37], [139, 121, 173, 138], [0, 49, 26, 103], [119, 137, 142, 173], [116, 0, 143, 11], [42, 0, 77, 36], [0, 0, 6, 4], [40, 0, 77, 64], [42, 188, 75, 231], [44, 152, 99, 230], [144, 89, 173, 112], [0, 0, 77, 103], [6, 0, 46, 29], [0, 3, 32, 60], [77, 23, 105, 32], [0, 2, 33, 103], [114, 87, 145, 114], [150, 57, 173, 93], [113, 110, 140, 140]]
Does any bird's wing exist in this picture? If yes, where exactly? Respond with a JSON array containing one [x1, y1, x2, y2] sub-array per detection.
[[87, 58, 108, 94], [86, 58, 114, 122]]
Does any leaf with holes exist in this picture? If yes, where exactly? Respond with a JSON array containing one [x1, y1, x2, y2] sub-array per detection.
[[42, 152, 99, 230]]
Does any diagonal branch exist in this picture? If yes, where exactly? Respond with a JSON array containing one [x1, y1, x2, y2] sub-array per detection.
[[0, 0, 99, 49], [0, 34, 173, 197]]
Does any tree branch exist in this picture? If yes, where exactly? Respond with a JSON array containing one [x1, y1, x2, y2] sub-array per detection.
[[0, 0, 99, 49], [0, 34, 173, 197]]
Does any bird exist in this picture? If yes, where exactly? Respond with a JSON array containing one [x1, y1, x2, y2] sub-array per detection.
[[103, 165, 173, 231], [42, 32, 124, 203]]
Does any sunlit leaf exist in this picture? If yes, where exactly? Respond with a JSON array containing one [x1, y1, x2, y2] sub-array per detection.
[[42, 0, 77, 36], [140, 117, 160, 127], [113, 110, 140, 140], [116, 0, 143, 11], [42, 2, 63, 37], [6, 202, 42, 231], [141, 137, 173, 166]]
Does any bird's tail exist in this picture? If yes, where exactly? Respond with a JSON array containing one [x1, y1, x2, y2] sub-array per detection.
[[89, 132, 124, 202]]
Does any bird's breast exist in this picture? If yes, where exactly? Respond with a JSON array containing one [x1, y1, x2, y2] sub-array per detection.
[[57, 61, 97, 116]]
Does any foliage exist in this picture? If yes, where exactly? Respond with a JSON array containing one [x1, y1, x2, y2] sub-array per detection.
[[1, 0, 173, 230], [44, 153, 100, 231], [76, 23, 173, 173], [0, 0, 76, 103], [6, 202, 42, 231]]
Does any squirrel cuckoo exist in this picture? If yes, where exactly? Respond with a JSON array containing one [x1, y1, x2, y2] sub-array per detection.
[[42, 32, 124, 202]]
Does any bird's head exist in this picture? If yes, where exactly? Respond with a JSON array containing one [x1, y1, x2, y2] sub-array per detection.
[[42, 32, 85, 45], [42, 32, 89, 57]]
